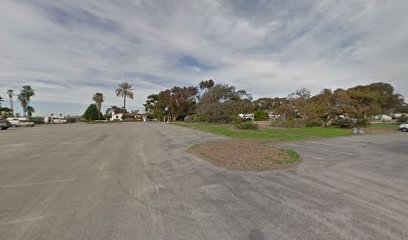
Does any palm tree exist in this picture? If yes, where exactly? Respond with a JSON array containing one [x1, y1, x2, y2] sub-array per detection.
[[93, 92, 104, 120], [7, 89, 14, 116], [115, 82, 134, 112], [18, 86, 35, 117]]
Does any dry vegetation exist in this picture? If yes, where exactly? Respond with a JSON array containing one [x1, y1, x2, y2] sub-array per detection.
[[189, 140, 300, 171]]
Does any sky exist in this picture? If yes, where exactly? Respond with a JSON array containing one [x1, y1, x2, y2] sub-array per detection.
[[0, 0, 407, 116]]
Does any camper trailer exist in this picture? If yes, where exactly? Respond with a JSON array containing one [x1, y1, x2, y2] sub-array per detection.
[[6, 117, 27, 126], [44, 116, 67, 124]]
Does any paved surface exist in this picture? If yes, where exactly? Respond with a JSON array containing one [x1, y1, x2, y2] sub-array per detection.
[[0, 123, 407, 240]]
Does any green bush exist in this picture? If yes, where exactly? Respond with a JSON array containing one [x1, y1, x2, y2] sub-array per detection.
[[305, 119, 322, 127], [332, 119, 355, 128], [254, 110, 269, 121], [235, 122, 259, 130], [30, 117, 44, 124], [233, 117, 246, 124], [184, 115, 206, 123], [397, 114, 408, 124]]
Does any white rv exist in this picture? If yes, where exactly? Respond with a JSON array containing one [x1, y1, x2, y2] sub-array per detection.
[[44, 116, 67, 124], [6, 117, 27, 126]]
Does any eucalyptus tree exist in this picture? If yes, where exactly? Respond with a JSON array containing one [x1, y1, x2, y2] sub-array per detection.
[[115, 82, 134, 112]]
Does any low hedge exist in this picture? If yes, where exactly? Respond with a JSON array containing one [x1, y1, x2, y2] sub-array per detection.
[[235, 122, 259, 130]]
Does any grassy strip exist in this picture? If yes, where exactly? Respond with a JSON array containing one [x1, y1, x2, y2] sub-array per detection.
[[368, 122, 399, 129], [173, 122, 351, 141]]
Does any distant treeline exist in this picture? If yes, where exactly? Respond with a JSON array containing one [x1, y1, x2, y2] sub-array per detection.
[[144, 80, 407, 127]]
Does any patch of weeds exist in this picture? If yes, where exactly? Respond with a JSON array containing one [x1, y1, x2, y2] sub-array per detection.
[[287, 149, 300, 162], [275, 149, 300, 165]]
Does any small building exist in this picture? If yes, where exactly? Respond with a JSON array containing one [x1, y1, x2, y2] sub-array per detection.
[[110, 113, 147, 121]]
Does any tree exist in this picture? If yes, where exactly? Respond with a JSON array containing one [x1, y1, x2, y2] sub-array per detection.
[[115, 82, 134, 112], [83, 104, 101, 121], [197, 84, 253, 123], [0, 96, 3, 109], [0, 107, 12, 119], [7, 89, 14, 116], [143, 94, 159, 118], [92, 92, 104, 120], [26, 106, 35, 117], [106, 105, 123, 116], [287, 88, 311, 119], [254, 97, 286, 111], [18, 86, 35, 118]]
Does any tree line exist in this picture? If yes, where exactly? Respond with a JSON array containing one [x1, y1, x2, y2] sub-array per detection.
[[0, 86, 35, 119], [144, 80, 407, 127]]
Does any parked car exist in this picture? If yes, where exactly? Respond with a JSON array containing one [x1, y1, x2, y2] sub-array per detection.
[[400, 123, 408, 132], [15, 120, 35, 127], [0, 119, 12, 130]]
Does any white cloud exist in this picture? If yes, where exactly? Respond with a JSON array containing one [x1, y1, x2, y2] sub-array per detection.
[[0, 0, 407, 116]]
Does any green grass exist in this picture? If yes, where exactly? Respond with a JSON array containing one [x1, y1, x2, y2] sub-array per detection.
[[173, 122, 351, 141], [368, 122, 399, 129], [286, 149, 300, 162], [274, 149, 300, 165]]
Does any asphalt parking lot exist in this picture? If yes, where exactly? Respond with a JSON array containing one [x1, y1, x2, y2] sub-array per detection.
[[0, 123, 407, 240]]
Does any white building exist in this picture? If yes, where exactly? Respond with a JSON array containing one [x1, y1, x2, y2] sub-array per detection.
[[110, 113, 147, 121]]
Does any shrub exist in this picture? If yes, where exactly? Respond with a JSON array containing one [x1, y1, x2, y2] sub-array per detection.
[[397, 114, 408, 124], [270, 119, 306, 128], [235, 122, 259, 130], [30, 117, 44, 124], [332, 119, 355, 128], [254, 110, 269, 121], [305, 119, 322, 127], [184, 115, 207, 123], [355, 119, 370, 128], [233, 116, 246, 124]]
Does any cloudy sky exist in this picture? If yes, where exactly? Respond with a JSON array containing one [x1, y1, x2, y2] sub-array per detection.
[[0, 0, 407, 116]]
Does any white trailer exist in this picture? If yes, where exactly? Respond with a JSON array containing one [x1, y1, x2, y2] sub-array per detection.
[[44, 116, 67, 124]]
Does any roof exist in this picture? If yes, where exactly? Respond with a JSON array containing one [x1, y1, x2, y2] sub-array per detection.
[[115, 113, 146, 117]]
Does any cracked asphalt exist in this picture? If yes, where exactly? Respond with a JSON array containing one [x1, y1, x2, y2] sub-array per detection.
[[0, 123, 407, 240]]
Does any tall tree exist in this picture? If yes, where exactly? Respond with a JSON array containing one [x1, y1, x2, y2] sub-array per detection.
[[7, 89, 14, 116], [115, 82, 134, 112], [18, 86, 35, 117], [0, 96, 3, 109], [92, 92, 104, 120]]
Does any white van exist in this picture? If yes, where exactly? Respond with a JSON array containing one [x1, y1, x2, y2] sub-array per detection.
[[44, 116, 67, 124]]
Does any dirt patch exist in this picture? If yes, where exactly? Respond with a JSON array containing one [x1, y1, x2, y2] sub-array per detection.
[[189, 140, 300, 171]]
